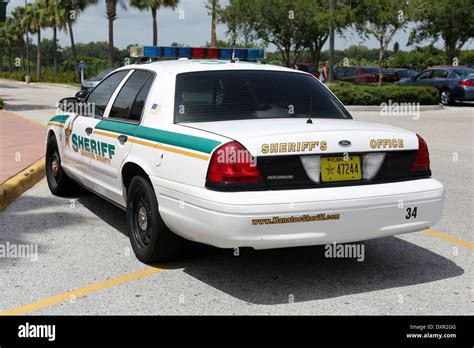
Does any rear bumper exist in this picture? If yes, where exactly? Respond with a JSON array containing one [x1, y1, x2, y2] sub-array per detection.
[[454, 86, 474, 101], [151, 177, 445, 249]]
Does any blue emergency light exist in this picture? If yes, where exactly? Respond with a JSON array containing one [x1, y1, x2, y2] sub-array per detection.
[[130, 45, 266, 62]]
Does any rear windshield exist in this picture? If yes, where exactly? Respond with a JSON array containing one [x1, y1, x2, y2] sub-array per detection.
[[174, 70, 351, 123], [452, 68, 474, 77], [395, 69, 416, 78]]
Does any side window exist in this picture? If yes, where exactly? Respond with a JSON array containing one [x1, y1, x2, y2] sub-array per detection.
[[109, 70, 154, 121], [129, 76, 154, 122], [334, 67, 346, 79], [345, 68, 357, 77], [86, 71, 129, 117], [432, 69, 449, 79], [417, 70, 432, 80]]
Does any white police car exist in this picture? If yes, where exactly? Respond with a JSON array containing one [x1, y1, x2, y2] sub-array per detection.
[[46, 46, 445, 263]]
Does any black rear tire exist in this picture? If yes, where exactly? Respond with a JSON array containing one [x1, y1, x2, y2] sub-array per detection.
[[126, 176, 186, 264], [440, 88, 454, 106], [46, 135, 79, 196]]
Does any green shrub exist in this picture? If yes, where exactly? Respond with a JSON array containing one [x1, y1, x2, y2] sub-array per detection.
[[0, 70, 78, 84], [328, 83, 439, 105], [0, 98, 4, 109]]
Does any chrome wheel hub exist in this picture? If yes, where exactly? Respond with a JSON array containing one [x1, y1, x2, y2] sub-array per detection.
[[137, 206, 148, 230]]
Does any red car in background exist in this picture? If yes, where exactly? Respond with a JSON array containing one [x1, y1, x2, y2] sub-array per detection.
[[334, 66, 400, 83], [295, 62, 320, 79]]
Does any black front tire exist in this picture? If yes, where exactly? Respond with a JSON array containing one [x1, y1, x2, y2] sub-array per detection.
[[46, 135, 78, 196], [126, 176, 186, 264]]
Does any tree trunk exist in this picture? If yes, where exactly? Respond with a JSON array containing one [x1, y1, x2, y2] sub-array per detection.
[[21, 40, 26, 73], [37, 29, 41, 81], [152, 7, 158, 46], [53, 25, 58, 74], [446, 41, 457, 65], [67, 19, 80, 83], [210, 0, 217, 47], [378, 39, 384, 87], [108, 17, 114, 68], [8, 48, 13, 73], [0, 51, 3, 72]]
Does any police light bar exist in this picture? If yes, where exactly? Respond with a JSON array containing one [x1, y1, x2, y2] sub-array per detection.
[[130, 45, 266, 61]]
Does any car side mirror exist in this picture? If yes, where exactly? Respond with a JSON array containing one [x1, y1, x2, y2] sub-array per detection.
[[58, 97, 80, 112], [75, 89, 89, 100]]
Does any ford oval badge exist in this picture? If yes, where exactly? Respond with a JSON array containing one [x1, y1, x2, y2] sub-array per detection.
[[339, 140, 351, 147]]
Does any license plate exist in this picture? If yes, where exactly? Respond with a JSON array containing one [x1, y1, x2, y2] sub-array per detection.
[[321, 156, 362, 182]]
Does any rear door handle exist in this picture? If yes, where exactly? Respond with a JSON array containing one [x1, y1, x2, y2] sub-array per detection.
[[118, 134, 128, 144], [85, 127, 93, 135]]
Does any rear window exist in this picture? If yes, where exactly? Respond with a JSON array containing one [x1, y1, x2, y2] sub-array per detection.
[[395, 69, 416, 78], [452, 68, 474, 77], [174, 70, 351, 123]]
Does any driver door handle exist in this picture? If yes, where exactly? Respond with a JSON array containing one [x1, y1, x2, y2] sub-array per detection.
[[118, 134, 128, 144], [85, 127, 93, 135]]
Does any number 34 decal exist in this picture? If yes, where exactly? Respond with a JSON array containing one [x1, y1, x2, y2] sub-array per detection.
[[405, 207, 418, 219]]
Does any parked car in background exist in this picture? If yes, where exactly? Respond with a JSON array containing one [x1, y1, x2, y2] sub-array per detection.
[[396, 67, 474, 105], [334, 66, 400, 83], [81, 68, 114, 91], [390, 68, 417, 79], [295, 62, 320, 79], [428, 65, 468, 69]]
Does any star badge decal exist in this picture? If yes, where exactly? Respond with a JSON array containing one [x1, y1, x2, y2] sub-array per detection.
[[65, 125, 72, 148], [326, 164, 335, 176]]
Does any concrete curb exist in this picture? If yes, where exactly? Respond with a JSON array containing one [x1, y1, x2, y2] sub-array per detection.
[[346, 104, 444, 112], [0, 157, 46, 211], [0, 78, 79, 90]]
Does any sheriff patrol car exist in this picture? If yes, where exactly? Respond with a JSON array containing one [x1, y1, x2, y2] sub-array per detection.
[[45, 46, 445, 264]]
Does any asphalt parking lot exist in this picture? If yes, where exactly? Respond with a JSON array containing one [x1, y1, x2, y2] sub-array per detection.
[[0, 79, 472, 315]]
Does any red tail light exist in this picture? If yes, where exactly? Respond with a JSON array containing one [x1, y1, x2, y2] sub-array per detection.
[[206, 141, 265, 187], [459, 79, 474, 87], [411, 134, 430, 173]]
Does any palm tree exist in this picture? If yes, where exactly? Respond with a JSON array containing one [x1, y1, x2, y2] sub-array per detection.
[[206, 0, 219, 48], [44, 0, 66, 74], [0, 19, 19, 73], [23, 0, 48, 81], [129, 0, 178, 46], [106, 0, 127, 68], [10, 6, 28, 73], [60, 0, 98, 82]]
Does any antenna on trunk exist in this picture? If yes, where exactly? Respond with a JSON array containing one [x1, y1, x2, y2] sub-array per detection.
[[307, 97, 313, 124]]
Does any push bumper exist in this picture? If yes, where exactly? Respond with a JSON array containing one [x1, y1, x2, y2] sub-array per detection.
[[151, 177, 445, 249]]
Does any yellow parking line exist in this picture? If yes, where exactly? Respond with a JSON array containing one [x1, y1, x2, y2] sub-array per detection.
[[423, 229, 474, 250], [0, 267, 163, 315]]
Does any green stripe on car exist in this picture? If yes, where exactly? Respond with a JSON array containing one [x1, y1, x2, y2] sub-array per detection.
[[95, 120, 221, 154], [49, 115, 70, 123]]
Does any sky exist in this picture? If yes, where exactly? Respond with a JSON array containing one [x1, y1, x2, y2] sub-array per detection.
[[5, 0, 474, 52]]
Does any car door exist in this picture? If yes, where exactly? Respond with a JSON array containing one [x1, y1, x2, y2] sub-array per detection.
[[63, 70, 130, 191], [431, 69, 450, 88], [343, 67, 357, 83], [61, 113, 98, 190], [412, 70, 433, 86], [334, 67, 346, 80], [91, 69, 155, 205]]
